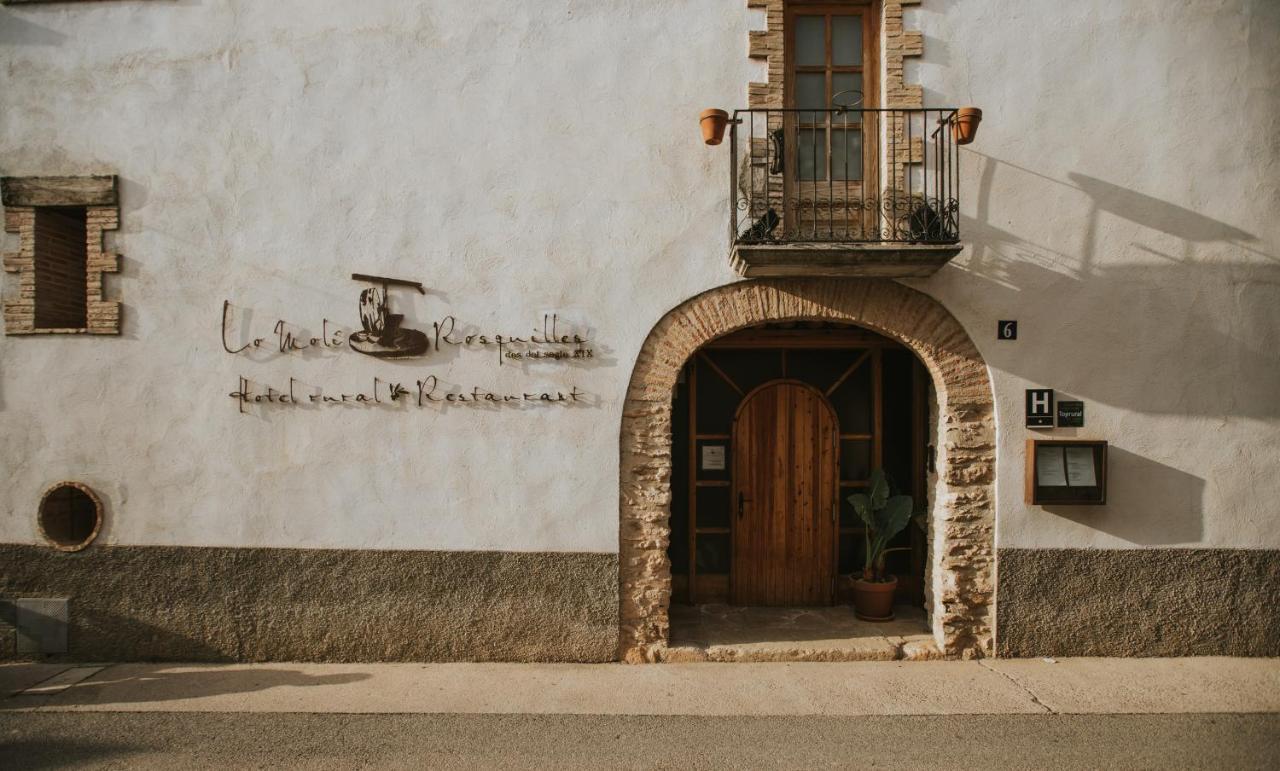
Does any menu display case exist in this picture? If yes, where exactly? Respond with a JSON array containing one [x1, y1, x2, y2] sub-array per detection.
[[1025, 439, 1107, 505]]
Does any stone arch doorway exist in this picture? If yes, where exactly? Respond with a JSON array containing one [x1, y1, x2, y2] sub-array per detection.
[[619, 278, 995, 662]]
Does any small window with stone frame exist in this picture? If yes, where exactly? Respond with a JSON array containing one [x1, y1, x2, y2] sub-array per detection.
[[2, 175, 121, 335]]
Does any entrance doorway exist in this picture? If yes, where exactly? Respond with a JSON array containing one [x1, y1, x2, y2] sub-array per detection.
[[669, 322, 930, 611], [619, 278, 996, 662], [732, 381, 839, 606]]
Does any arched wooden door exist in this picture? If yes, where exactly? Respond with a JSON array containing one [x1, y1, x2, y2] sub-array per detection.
[[731, 380, 839, 605]]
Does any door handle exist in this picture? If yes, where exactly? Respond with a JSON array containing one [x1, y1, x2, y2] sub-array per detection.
[[738, 492, 747, 520]]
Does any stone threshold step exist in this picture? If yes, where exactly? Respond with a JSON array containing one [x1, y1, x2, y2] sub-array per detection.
[[659, 636, 941, 663]]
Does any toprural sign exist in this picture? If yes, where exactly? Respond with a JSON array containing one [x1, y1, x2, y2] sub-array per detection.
[[222, 273, 593, 412]]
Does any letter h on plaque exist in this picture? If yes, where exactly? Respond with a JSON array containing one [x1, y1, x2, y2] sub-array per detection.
[[1025, 388, 1054, 428]]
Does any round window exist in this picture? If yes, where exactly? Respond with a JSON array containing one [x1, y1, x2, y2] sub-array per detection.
[[38, 482, 102, 551]]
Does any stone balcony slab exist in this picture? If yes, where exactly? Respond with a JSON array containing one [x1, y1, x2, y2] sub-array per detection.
[[731, 242, 963, 278]]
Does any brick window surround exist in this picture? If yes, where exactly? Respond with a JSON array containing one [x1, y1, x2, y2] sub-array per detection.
[[748, 0, 923, 111], [2, 175, 121, 335], [748, 0, 926, 203], [618, 278, 996, 662]]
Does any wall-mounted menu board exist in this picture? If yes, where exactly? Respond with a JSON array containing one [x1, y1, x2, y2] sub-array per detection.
[[1025, 439, 1107, 505]]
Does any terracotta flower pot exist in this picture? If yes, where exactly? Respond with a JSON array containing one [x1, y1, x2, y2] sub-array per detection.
[[700, 108, 730, 146], [951, 107, 982, 145], [852, 576, 898, 621]]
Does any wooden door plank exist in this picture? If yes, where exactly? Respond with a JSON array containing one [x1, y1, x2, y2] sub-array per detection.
[[769, 385, 786, 605], [790, 389, 799, 604], [806, 390, 822, 602], [821, 397, 838, 603]]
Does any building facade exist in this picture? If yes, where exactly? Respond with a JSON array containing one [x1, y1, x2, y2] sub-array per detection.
[[1, 0, 1277, 662]]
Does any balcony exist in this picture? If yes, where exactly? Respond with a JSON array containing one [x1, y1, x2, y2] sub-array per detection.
[[727, 107, 966, 278]]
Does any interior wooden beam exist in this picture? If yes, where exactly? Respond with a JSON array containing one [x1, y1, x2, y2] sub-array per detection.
[[825, 349, 871, 396], [698, 351, 745, 396]]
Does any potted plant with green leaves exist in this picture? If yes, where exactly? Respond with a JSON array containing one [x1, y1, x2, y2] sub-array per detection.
[[848, 469, 914, 621]]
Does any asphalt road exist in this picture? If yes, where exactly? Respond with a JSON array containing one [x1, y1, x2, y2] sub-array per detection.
[[3, 712, 1278, 770]]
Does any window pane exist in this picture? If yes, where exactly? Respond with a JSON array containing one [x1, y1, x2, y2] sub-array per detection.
[[832, 16, 863, 66], [833, 362, 872, 433], [840, 497, 864, 528], [788, 348, 866, 391], [831, 129, 863, 181], [840, 439, 872, 480], [695, 356, 738, 435], [795, 16, 825, 66], [704, 349, 784, 394], [832, 72, 863, 109], [798, 129, 827, 181], [796, 72, 826, 121], [695, 533, 731, 574], [839, 531, 865, 574], [697, 486, 732, 529]]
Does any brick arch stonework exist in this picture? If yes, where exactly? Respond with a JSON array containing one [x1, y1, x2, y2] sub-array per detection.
[[619, 278, 995, 662]]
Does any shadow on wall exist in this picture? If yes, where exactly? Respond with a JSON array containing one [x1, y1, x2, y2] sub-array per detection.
[[0, 0, 201, 46], [1067, 172, 1260, 248], [954, 151, 1280, 420], [1043, 446, 1204, 545], [0, 603, 235, 665], [0, 12, 67, 46]]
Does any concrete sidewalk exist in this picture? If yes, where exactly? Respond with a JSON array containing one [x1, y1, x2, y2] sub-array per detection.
[[3, 658, 1278, 716]]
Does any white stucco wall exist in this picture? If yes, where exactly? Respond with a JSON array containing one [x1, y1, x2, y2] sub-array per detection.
[[1, 0, 1276, 554], [909, 0, 1280, 549]]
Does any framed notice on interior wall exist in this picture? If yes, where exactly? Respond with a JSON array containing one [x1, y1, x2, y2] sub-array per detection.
[[1025, 439, 1107, 505]]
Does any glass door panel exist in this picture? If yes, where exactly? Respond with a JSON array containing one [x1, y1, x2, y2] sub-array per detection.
[[787, 10, 875, 237]]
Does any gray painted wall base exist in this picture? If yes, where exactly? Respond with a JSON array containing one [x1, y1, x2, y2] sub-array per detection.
[[997, 548, 1280, 657], [6, 545, 1275, 661], [0, 545, 618, 662]]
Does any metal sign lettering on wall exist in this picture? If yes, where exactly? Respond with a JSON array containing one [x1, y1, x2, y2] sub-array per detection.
[[221, 273, 597, 413]]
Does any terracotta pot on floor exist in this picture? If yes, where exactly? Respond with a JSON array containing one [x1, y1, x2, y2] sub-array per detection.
[[852, 576, 898, 621]]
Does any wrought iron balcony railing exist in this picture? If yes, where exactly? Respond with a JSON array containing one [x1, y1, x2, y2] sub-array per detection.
[[729, 107, 962, 249]]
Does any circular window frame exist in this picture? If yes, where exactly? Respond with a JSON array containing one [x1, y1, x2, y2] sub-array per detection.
[[37, 481, 103, 552]]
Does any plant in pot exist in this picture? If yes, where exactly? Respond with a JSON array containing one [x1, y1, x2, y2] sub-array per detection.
[[848, 469, 914, 621]]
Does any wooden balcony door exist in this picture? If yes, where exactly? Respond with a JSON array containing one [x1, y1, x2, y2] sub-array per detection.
[[731, 380, 839, 606], [785, 5, 879, 240]]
